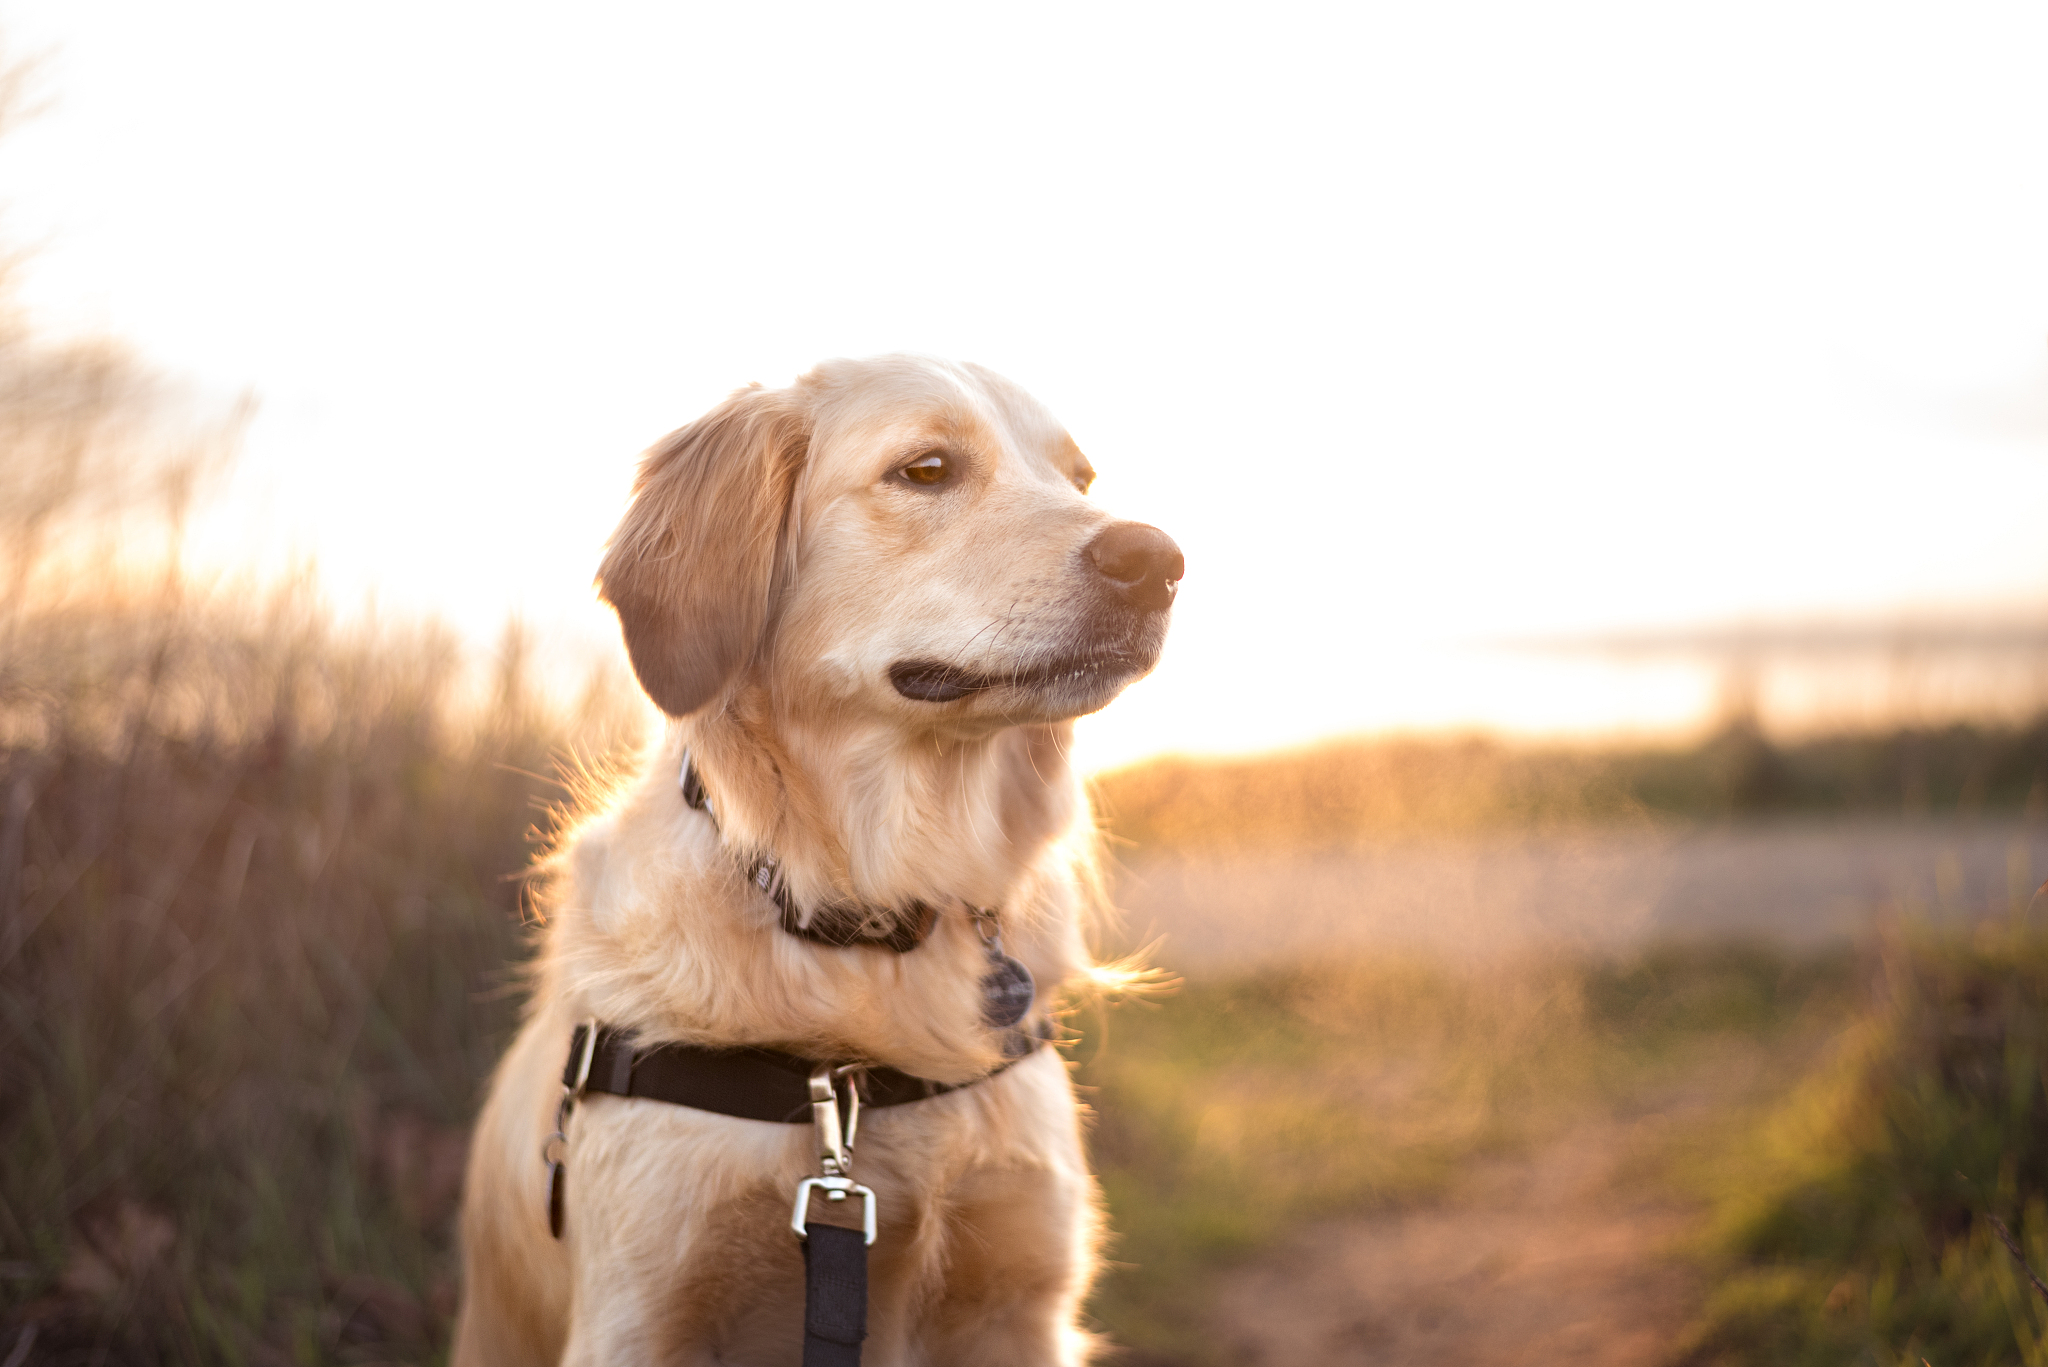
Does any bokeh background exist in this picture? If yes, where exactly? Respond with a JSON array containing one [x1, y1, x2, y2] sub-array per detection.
[[2, 3, 2046, 1364]]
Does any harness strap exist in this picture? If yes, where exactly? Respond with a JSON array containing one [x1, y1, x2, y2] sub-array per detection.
[[543, 748, 1044, 1363], [564, 1024, 1023, 1119], [549, 1024, 1049, 1363]]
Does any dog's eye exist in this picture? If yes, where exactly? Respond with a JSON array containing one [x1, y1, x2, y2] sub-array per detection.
[[899, 452, 950, 486]]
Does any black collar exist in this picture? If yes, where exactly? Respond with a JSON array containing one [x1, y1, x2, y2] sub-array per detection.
[[680, 749, 941, 954], [679, 748, 1039, 1032]]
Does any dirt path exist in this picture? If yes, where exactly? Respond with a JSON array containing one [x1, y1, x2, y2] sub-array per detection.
[[1204, 1113, 1704, 1366]]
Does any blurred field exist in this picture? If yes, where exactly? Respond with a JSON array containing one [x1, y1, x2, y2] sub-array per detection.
[[1078, 943, 1857, 1364], [1105, 818, 2048, 970], [1096, 729, 2048, 972], [1077, 735, 2048, 1363], [1079, 925, 2048, 1367], [1094, 723, 2048, 851], [4, 474, 2046, 1364]]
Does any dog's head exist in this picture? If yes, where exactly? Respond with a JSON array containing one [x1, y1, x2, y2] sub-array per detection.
[[597, 355, 1180, 733]]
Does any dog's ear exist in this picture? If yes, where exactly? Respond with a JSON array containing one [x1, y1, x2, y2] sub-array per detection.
[[596, 383, 812, 717]]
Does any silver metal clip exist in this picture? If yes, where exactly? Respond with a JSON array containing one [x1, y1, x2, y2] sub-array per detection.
[[791, 1065, 876, 1245], [807, 1065, 863, 1175]]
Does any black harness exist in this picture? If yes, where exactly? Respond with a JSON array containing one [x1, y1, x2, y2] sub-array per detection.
[[543, 750, 1041, 1365]]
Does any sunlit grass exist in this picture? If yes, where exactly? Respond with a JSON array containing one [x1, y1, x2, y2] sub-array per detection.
[[1093, 720, 2048, 854], [1665, 920, 2048, 1367], [0, 570, 643, 1362]]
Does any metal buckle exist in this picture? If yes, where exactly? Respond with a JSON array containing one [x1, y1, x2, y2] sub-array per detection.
[[790, 1175, 878, 1246], [790, 1065, 876, 1245]]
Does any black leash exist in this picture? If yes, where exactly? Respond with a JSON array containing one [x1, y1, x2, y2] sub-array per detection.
[[800, 1224, 868, 1366]]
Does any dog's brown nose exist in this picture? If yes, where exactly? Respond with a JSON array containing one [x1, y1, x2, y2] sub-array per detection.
[[1086, 522, 1184, 613]]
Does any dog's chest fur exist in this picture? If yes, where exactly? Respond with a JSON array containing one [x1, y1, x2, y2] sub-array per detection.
[[551, 730, 1087, 1084], [476, 729, 1101, 1362]]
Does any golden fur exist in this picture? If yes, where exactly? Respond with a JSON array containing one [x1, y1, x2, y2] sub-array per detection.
[[452, 355, 1176, 1365]]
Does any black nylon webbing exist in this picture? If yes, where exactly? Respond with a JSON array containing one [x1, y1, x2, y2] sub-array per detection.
[[801, 1224, 868, 1366], [564, 1025, 1031, 1120]]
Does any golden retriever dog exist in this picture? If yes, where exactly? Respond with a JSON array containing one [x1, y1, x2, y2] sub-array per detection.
[[452, 354, 1182, 1365]]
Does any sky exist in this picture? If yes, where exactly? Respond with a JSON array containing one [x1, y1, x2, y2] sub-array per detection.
[[1, 1, 2044, 769]]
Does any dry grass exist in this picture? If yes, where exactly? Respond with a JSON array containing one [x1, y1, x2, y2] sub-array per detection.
[[0, 577, 646, 1363], [0, 219, 644, 1360], [1093, 719, 2048, 856]]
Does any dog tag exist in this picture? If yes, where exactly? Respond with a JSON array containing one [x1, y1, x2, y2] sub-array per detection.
[[547, 1160, 566, 1238], [980, 950, 1035, 1029]]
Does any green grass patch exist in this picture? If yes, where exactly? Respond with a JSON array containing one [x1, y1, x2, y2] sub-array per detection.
[[1669, 921, 2048, 1367]]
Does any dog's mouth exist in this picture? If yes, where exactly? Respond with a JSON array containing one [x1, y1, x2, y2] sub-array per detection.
[[889, 652, 1148, 704]]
